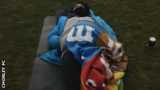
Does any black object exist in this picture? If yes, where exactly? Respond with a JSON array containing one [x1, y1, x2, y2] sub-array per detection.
[[148, 36, 156, 47], [56, 1, 90, 19], [72, 1, 90, 17]]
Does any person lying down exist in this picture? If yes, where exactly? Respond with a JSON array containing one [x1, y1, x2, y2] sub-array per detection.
[[40, 2, 128, 90]]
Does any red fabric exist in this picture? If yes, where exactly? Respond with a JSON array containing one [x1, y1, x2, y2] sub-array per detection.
[[81, 55, 110, 90]]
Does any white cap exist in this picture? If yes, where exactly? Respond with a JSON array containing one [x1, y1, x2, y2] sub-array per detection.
[[149, 36, 156, 42]]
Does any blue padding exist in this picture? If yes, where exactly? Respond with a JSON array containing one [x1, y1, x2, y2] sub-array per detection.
[[90, 9, 117, 41], [39, 49, 63, 65], [48, 16, 68, 48]]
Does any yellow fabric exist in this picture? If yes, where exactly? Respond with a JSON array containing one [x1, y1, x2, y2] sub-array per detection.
[[113, 72, 125, 80], [105, 84, 118, 90], [104, 72, 125, 90]]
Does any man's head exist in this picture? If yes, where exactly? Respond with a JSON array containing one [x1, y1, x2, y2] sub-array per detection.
[[72, 2, 90, 17]]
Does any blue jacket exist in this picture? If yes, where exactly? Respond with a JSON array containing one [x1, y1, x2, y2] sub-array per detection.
[[39, 10, 117, 65]]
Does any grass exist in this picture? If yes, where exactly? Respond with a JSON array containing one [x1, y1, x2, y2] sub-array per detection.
[[0, 0, 160, 90]]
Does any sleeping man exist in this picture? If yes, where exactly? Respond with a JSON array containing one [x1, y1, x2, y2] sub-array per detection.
[[40, 2, 128, 90]]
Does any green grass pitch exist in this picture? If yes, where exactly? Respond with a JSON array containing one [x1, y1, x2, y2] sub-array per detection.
[[0, 0, 160, 90]]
